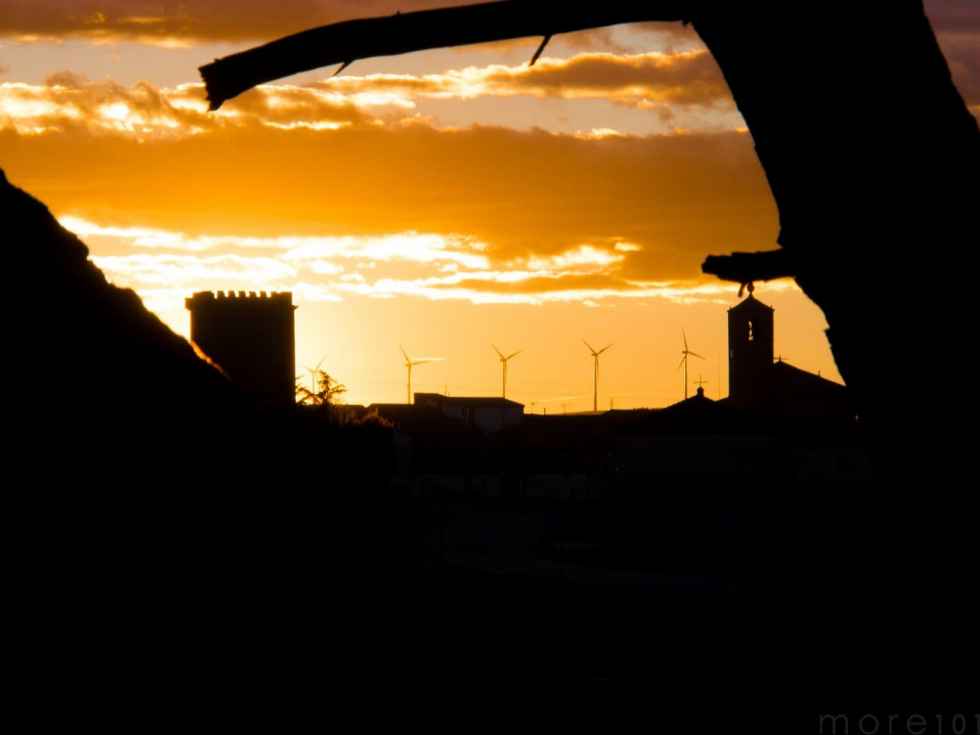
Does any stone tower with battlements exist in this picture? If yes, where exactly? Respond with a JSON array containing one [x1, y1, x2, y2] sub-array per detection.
[[186, 291, 296, 408]]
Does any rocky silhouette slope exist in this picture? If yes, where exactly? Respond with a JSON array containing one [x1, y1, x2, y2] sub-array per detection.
[[3, 168, 271, 476]]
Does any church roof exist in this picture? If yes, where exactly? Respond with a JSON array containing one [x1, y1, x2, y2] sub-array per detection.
[[769, 359, 844, 392], [726, 359, 852, 419], [728, 293, 774, 314]]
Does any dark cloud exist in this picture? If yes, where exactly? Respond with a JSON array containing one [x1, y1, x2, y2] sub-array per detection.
[[0, 0, 691, 50], [480, 50, 729, 107], [0, 0, 477, 43], [935, 30, 980, 104], [0, 120, 778, 281], [217, 86, 372, 127], [45, 70, 88, 88], [926, 0, 980, 104], [1, 76, 372, 136], [2, 0, 972, 107], [433, 273, 641, 295], [2, 1, 970, 44], [560, 21, 702, 55], [315, 49, 732, 109], [925, 0, 980, 34]]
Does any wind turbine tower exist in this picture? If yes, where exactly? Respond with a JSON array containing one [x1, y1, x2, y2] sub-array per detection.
[[305, 355, 326, 398], [493, 345, 522, 400], [401, 346, 441, 404], [584, 340, 613, 413], [679, 330, 706, 399]]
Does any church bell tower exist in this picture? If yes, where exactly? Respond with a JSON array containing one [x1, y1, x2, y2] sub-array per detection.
[[728, 286, 774, 405]]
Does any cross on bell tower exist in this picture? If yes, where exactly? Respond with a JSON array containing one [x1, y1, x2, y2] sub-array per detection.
[[727, 284, 774, 405]]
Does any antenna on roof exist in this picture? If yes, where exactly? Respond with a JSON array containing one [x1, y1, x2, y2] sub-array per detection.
[[535, 395, 584, 415]]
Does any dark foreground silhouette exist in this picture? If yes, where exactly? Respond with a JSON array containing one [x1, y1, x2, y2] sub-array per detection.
[[199, 0, 980, 712], [5, 2, 977, 715], [5, 168, 745, 720]]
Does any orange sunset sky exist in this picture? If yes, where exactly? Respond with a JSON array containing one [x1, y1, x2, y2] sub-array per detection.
[[3, 1, 978, 409]]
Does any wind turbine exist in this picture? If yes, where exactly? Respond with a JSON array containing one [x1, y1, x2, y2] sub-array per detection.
[[492, 345, 522, 400], [304, 355, 327, 399], [583, 340, 613, 413], [679, 331, 705, 399], [401, 346, 442, 404]]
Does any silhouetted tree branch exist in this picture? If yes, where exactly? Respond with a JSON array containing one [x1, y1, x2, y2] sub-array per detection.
[[296, 370, 347, 407], [702, 250, 795, 294], [199, 1, 684, 109]]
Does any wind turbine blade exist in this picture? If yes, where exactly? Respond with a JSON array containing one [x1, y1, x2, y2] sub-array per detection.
[[678, 356, 687, 371], [598, 344, 613, 356], [400, 345, 410, 363], [689, 351, 706, 360], [507, 350, 523, 361], [683, 329, 689, 352], [583, 339, 596, 355], [493, 345, 504, 359]]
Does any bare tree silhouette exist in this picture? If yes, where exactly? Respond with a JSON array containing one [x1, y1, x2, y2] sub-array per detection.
[[295, 369, 347, 407]]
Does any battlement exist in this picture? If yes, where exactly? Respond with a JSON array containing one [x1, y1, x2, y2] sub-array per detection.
[[185, 289, 296, 408], [186, 290, 294, 310]]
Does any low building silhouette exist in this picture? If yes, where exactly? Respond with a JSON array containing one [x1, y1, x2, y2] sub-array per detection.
[[414, 393, 524, 433], [185, 291, 296, 408], [368, 395, 524, 434]]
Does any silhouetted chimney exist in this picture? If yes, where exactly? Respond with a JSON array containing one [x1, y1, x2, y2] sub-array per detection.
[[185, 291, 296, 408]]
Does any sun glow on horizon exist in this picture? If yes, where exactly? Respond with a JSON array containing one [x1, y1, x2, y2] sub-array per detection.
[[45, 213, 841, 411], [60, 214, 779, 310]]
